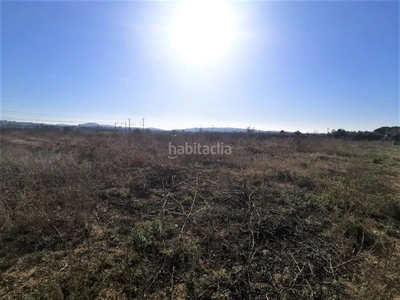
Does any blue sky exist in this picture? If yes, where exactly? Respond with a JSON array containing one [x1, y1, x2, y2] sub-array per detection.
[[1, 0, 399, 132]]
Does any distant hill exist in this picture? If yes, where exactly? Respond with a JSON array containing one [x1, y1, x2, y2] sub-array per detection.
[[0, 121, 37, 128], [79, 123, 113, 128], [182, 127, 247, 133], [181, 127, 275, 133], [373, 126, 400, 136]]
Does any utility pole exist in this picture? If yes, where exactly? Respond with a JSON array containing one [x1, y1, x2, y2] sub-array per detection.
[[142, 118, 145, 134], [128, 118, 131, 134], [125, 122, 127, 132]]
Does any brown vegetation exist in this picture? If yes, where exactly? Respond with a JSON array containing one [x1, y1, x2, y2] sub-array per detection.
[[0, 130, 399, 299]]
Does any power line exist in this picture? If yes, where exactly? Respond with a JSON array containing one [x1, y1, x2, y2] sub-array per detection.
[[1, 111, 160, 130], [0, 110, 125, 122], [1, 114, 128, 127], [0, 117, 79, 124]]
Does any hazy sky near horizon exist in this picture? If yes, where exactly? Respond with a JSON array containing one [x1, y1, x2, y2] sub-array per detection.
[[1, 0, 399, 132]]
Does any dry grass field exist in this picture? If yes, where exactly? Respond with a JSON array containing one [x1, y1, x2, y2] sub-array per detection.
[[0, 130, 400, 299]]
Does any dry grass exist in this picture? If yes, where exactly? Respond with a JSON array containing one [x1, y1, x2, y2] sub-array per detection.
[[0, 129, 399, 299]]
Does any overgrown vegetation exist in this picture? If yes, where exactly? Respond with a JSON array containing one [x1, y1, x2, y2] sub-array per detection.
[[0, 130, 399, 299]]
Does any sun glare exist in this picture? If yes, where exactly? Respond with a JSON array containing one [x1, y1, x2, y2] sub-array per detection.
[[171, 1, 235, 65]]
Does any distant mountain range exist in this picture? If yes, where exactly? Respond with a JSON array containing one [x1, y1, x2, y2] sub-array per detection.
[[1, 120, 399, 136], [180, 127, 253, 133], [78, 123, 112, 128], [0, 121, 259, 133], [0, 121, 113, 129]]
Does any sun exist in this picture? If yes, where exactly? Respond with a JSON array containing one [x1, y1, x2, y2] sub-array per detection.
[[171, 1, 235, 65]]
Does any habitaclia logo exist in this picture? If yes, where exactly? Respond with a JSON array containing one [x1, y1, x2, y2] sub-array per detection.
[[168, 142, 232, 159]]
